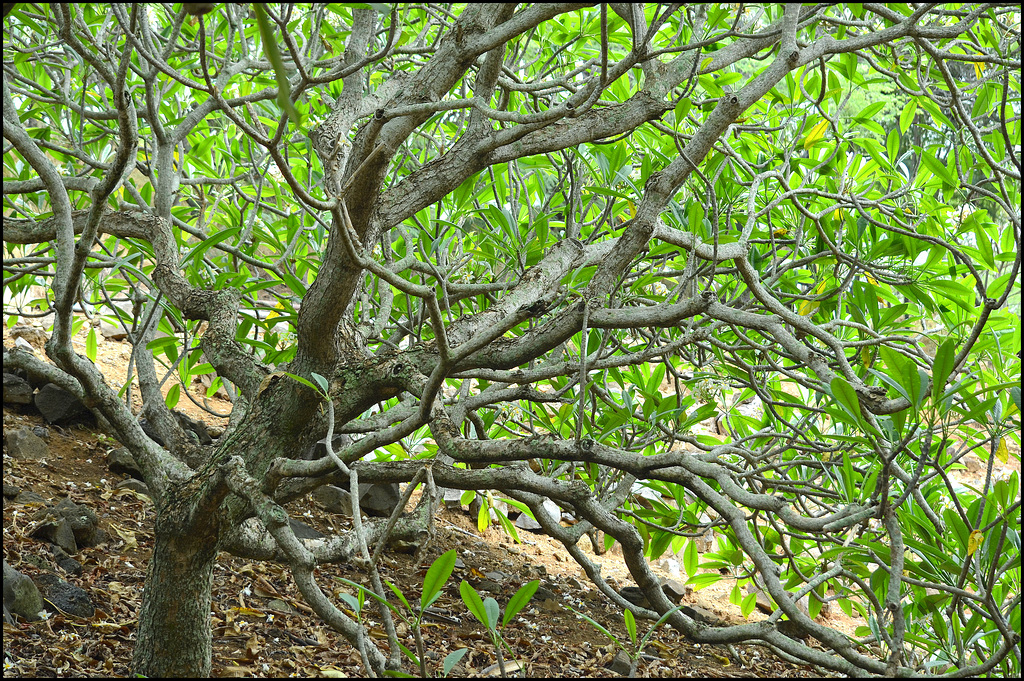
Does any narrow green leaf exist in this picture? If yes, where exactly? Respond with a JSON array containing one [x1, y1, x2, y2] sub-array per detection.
[[421, 549, 457, 611], [624, 608, 637, 646], [899, 100, 917, 135], [86, 327, 97, 362], [503, 580, 539, 627], [931, 339, 956, 402]]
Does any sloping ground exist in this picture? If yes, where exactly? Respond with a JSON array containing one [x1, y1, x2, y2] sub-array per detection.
[[2, 404, 832, 677], [6, 318, 1016, 677]]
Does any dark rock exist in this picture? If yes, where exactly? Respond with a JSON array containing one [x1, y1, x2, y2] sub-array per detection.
[[13, 490, 46, 504], [33, 572, 95, 618], [175, 410, 212, 445], [3, 372, 34, 404], [619, 586, 648, 608], [289, 518, 325, 540], [777, 618, 809, 643], [357, 482, 401, 517], [107, 447, 143, 479], [3, 560, 45, 622], [679, 604, 723, 626], [533, 585, 558, 602], [139, 411, 212, 447], [475, 579, 502, 595], [29, 511, 79, 554], [10, 325, 48, 347], [34, 383, 91, 424], [32, 426, 49, 439], [5, 426, 48, 460], [3, 483, 21, 498], [53, 497, 101, 548], [50, 546, 83, 576]]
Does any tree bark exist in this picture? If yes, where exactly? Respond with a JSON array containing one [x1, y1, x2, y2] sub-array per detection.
[[131, 485, 221, 678]]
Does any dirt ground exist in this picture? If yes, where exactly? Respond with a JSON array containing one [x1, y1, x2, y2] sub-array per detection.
[[3, 315, 1019, 677]]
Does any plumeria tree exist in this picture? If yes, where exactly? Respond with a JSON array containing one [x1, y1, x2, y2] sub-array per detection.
[[3, 3, 1020, 677]]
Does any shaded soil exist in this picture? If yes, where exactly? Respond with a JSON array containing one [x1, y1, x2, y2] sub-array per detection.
[[4, 319, 1017, 677]]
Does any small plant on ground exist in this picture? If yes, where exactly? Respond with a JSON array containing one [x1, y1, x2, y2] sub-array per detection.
[[567, 601, 687, 677], [458, 578, 540, 677]]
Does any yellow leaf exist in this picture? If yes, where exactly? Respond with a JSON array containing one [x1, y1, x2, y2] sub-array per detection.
[[861, 347, 873, 368], [797, 280, 828, 316], [864, 273, 878, 286], [803, 119, 829, 150], [797, 299, 819, 316], [968, 529, 984, 556], [995, 437, 1008, 464], [972, 62, 985, 79], [773, 227, 790, 238]]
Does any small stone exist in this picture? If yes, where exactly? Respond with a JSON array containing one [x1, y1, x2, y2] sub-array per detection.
[[607, 650, 633, 676]]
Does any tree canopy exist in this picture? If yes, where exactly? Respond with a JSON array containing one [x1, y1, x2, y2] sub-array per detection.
[[3, 3, 1021, 677]]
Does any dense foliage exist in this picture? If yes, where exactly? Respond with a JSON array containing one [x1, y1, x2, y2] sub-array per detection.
[[3, 3, 1021, 677]]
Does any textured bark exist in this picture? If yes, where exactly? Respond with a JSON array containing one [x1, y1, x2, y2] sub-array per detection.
[[131, 486, 220, 678]]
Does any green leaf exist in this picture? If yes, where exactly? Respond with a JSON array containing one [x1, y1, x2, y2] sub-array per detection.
[[421, 549, 457, 611], [931, 339, 956, 403], [502, 580, 539, 627], [443, 649, 469, 677], [165, 383, 180, 409], [830, 376, 862, 422], [253, 4, 301, 126], [311, 371, 329, 394], [86, 327, 97, 362], [624, 608, 637, 646], [459, 580, 491, 630], [899, 100, 917, 135]]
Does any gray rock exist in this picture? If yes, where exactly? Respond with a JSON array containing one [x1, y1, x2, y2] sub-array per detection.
[[53, 497, 101, 548], [312, 485, 353, 515], [288, 518, 325, 540], [3, 483, 20, 498], [358, 482, 401, 517], [15, 336, 36, 352], [50, 546, 83, 576], [99, 320, 128, 340], [5, 426, 49, 460], [679, 604, 723, 626], [14, 490, 46, 504], [139, 411, 212, 447], [107, 447, 143, 479], [34, 383, 91, 424], [33, 572, 95, 618], [661, 578, 690, 604], [608, 650, 634, 676], [3, 560, 45, 622], [29, 512, 79, 554], [3, 372, 34, 404], [441, 487, 467, 510], [10, 324, 48, 346], [115, 479, 150, 497]]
